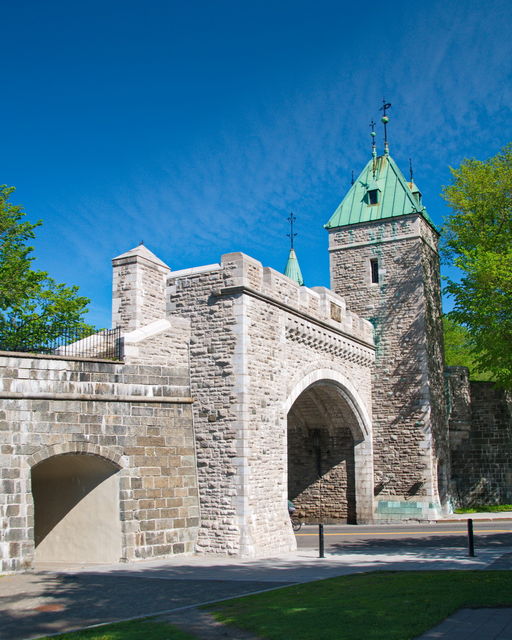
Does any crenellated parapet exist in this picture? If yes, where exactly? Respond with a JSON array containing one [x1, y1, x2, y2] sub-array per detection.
[[165, 250, 375, 555], [213, 252, 375, 350]]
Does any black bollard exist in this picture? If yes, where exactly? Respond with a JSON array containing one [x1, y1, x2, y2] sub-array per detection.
[[319, 523, 325, 558], [467, 518, 475, 557]]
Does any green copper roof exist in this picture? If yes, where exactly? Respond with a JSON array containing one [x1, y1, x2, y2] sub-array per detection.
[[324, 154, 436, 230], [284, 248, 304, 286]]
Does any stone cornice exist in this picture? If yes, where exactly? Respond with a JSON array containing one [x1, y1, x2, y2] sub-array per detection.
[[214, 284, 375, 351], [0, 391, 193, 403], [285, 318, 374, 366]]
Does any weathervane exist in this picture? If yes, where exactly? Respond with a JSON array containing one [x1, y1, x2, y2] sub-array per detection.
[[380, 99, 392, 154], [287, 213, 297, 250]]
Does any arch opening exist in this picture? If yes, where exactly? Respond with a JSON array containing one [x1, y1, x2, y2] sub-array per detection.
[[31, 453, 122, 564], [287, 381, 363, 524]]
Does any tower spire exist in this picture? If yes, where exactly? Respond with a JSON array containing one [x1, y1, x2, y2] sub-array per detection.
[[284, 213, 304, 285], [370, 119, 377, 177], [380, 99, 392, 155]]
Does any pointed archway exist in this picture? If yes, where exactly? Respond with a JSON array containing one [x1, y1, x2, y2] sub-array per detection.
[[286, 372, 373, 524]]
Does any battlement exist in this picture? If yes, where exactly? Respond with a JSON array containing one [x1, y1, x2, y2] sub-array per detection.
[[172, 252, 375, 347]]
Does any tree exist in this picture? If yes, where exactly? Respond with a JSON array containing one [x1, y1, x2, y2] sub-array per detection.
[[442, 144, 512, 389], [442, 315, 493, 381], [0, 185, 94, 352]]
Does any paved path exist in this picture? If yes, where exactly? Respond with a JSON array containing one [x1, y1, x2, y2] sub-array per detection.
[[0, 572, 288, 640], [1, 514, 511, 640], [415, 608, 512, 639]]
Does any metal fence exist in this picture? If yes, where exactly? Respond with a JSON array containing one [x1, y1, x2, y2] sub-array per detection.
[[0, 327, 122, 361]]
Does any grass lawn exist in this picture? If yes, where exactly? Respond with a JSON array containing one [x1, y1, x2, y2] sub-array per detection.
[[36, 619, 195, 640], [35, 570, 512, 640], [208, 570, 512, 640], [454, 504, 512, 513]]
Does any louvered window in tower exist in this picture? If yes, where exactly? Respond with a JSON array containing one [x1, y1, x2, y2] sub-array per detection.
[[368, 189, 379, 205], [366, 180, 381, 205]]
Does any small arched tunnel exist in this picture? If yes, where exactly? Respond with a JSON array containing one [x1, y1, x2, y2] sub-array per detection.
[[287, 381, 364, 524], [31, 453, 122, 564]]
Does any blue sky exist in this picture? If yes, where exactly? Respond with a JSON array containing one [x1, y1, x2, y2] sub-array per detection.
[[2, 0, 511, 327]]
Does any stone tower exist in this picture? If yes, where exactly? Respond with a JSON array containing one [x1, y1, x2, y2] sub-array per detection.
[[325, 135, 449, 520], [112, 244, 171, 331]]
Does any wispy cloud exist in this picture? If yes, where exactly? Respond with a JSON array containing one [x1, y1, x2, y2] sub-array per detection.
[[27, 0, 512, 326]]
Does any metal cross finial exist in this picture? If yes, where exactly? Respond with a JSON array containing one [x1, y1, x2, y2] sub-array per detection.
[[369, 120, 377, 152], [287, 213, 297, 250], [380, 99, 392, 117], [380, 99, 392, 152]]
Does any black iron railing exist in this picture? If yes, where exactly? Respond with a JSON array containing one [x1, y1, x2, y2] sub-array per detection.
[[0, 327, 122, 361]]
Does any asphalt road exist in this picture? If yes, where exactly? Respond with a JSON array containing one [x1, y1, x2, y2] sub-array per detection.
[[296, 521, 512, 552]]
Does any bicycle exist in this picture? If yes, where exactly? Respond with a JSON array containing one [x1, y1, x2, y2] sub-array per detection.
[[290, 514, 302, 532]]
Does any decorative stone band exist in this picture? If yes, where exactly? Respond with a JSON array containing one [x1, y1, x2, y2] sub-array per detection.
[[286, 318, 374, 366], [0, 391, 193, 403], [214, 284, 375, 352]]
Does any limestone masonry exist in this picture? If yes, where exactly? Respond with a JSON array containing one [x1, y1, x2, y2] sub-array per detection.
[[1, 148, 509, 572]]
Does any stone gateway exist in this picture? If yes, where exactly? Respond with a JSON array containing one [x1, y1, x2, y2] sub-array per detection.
[[1, 144, 510, 573]]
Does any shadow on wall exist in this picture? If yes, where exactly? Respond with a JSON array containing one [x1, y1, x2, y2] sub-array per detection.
[[372, 242, 446, 500], [31, 453, 122, 564], [287, 383, 357, 524]]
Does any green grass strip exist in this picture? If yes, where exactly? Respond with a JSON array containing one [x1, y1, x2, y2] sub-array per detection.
[[455, 505, 512, 513], [208, 570, 512, 640], [36, 618, 195, 640]]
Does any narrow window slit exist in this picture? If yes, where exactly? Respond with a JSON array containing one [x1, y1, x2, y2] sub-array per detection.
[[371, 258, 379, 284]]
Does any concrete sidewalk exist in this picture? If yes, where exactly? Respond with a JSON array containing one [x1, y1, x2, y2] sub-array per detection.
[[415, 607, 512, 639], [2, 542, 512, 640], [437, 511, 512, 522]]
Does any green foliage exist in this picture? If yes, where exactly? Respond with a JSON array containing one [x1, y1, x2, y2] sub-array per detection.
[[38, 619, 195, 639], [442, 144, 512, 389], [0, 185, 94, 352], [454, 504, 512, 513], [210, 571, 512, 640], [442, 315, 493, 381]]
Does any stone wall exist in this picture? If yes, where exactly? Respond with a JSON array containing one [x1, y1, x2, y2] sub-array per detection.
[[288, 412, 355, 523], [0, 318, 199, 573], [446, 367, 512, 506], [2, 243, 376, 569], [112, 245, 171, 332], [167, 252, 375, 555], [329, 213, 448, 520]]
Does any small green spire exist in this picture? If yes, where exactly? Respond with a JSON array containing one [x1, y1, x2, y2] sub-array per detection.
[[284, 247, 304, 286], [284, 213, 304, 285], [370, 120, 377, 178], [380, 99, 392, 155]]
